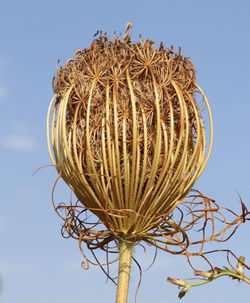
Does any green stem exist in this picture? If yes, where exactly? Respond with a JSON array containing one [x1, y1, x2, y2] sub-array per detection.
[[173, 269, 250, 299], [189, 272, 250, 288], [116, 241, 134, 303]]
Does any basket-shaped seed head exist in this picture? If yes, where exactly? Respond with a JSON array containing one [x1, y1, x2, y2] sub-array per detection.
[[47, 31, 213, 240]]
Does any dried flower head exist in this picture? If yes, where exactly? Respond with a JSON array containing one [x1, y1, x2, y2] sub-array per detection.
[[47, 25, 250, 302], [47, 27, 213, 243], [167, 277, 187, 287]]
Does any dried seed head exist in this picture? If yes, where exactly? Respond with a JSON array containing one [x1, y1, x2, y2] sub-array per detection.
[[167, 277, 187, 287], [47, 29, 213, 240]]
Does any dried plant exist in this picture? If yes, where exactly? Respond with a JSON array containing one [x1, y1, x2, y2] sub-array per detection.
[[168, 256, 250, 298], [47, 23, 249, 302]]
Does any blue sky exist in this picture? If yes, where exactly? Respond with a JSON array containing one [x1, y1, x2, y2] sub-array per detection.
[[0, 0, 250, 302]]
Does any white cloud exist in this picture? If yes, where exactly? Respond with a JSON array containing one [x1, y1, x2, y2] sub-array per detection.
[[1, 134, 37, 151]]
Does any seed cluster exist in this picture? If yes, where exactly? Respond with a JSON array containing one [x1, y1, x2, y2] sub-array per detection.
[[47, 29, 250, 286], [48, 31, 212, 238]]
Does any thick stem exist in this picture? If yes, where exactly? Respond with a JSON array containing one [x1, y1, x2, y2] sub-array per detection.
[[115, 241, 134, 303]]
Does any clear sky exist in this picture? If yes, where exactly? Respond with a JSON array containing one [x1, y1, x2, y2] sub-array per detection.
[[0, 0, 250, 302]]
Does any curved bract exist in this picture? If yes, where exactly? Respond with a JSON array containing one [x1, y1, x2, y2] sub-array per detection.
[[47, 32, 213, 240]]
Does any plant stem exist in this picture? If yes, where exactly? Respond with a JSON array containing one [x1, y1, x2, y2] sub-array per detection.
[[189, 271, 250, 288], [116, 241, 134, 303]]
